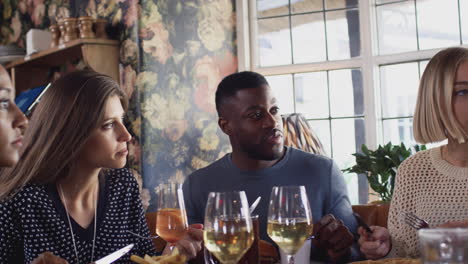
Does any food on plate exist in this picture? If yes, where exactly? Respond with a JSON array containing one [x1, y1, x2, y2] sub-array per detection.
[[30, 252, 69, 264], [352, 258, 422, 264], [130, 248, 186, 264]]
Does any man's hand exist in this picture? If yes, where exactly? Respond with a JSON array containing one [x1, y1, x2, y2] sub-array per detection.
[[312, 214, 354, 262], [162, 223, 204, 260], [30, 252, 69, 264], [358, 226, 391, 260]]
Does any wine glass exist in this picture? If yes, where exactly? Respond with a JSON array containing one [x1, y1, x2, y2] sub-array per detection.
[[267, 186, 313, 264], [155, 183, 189, 251], [204, 191, 254, 264]]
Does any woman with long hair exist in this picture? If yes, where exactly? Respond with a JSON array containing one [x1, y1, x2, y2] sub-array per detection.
[[0, 70, 202, 263], [358, 47, 468, 259], [0, 65, 28, 168]]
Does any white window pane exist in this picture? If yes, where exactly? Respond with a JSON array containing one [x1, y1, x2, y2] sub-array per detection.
[[417, 0, 460, 50], [343, 172, 359, 205], [331, 118, 365, 205], [382, 118, 416, 146], [291, 13, 326, 63], [377, 1, 417, 54], [326, 0, 358, 10], [461, 0, 468, 44], [308, 120, 331, 156], [266, 74, 295, 114], [329, 69, 363, 117], [258, 17, 292, 67], [380, 62, 419, 118], [331, 118, 365, 168], [419, 60, 429, 77], [257, 0, 288, 17], [291, 0, 323, 13], [294, 72, 329, 119], [376, 0, 409, 4], [326, 9, 360, 60]]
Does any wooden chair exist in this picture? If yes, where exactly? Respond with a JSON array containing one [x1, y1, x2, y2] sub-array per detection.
[[352, 203, 390, 228]]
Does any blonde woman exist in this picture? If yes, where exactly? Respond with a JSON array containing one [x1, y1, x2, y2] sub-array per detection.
[[0, 65, 28, 168], [358, 47, 468, 259]]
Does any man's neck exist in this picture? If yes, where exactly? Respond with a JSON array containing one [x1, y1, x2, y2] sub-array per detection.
[[231, 148, 286, 171]]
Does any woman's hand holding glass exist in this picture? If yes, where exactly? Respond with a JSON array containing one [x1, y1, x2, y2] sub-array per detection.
[[162, 223, 204, 259], [203, 191, 254, 264], [267, 185, 313, 264]]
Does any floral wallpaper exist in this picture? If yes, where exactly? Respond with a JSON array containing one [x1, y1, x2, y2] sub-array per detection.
[[0, 0, 237, 211], [138, 0, 237, 211]]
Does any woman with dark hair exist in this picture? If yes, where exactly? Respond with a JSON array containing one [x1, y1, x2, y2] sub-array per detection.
[[0, 65, 28, 168], [0, 70, 202, 263]]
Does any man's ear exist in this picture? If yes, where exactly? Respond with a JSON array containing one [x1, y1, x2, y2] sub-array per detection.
[[218, 117, 232, 136]]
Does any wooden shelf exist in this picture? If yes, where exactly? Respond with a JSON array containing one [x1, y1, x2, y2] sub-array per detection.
[[6, 38, 120, 95]]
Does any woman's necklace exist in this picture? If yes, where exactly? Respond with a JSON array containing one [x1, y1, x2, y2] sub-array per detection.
[[59, 184, 97, 264]]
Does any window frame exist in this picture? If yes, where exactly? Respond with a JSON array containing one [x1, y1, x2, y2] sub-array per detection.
[[236, 0, 468, 203]]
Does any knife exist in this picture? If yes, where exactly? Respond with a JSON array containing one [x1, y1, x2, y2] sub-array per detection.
[[249, 196, 261, 214], [92, 244, 134, 264]]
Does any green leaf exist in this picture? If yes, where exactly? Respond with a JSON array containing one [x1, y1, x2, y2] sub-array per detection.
[[344, 141, 422, 201]]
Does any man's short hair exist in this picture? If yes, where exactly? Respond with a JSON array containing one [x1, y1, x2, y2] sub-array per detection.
[[215, 71, 269, 115], [413, 47, 468, 144]]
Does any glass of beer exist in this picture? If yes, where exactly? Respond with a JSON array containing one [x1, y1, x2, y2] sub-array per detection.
[[155, 183, 189, 250], [267, 186, 313, 264], [204, 191, 255, 264]]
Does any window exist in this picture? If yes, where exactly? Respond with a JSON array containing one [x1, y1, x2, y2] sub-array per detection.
[[237, 0, 468, 204]]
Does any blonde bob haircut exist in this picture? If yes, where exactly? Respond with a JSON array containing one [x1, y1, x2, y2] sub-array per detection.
[[413, 47, 468, 144]]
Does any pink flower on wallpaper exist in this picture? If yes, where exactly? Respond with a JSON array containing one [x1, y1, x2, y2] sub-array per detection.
[[193, 55, 221, 114], [18, 0, 27, 14], [139, 28, 154, 40], [163, 120, 188, 142], [193, 51, 238, 113], [215, 50, 238, 79], [32, 4, 45, 26], [124, 0, 139, 27], [121, 65, 137, 98], [142, 22, 173, 65], [27, 0, 45, 27]]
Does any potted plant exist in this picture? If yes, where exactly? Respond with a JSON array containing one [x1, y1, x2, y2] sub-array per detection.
[[343, 142, 426, 202], [344, 142, 425, 227]]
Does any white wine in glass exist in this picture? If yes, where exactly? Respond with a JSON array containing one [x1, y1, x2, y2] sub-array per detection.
[[204, 191, 254, 264], [267, 186, 313, 264], [155, 183, 189, 248]]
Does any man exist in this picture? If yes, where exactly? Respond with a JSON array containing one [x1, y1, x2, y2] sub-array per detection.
[[183, 71, 361, 262]]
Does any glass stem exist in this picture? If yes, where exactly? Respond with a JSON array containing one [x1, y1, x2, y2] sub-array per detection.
[[287, 255, 295, 264], [168, 243, 175, 253]]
